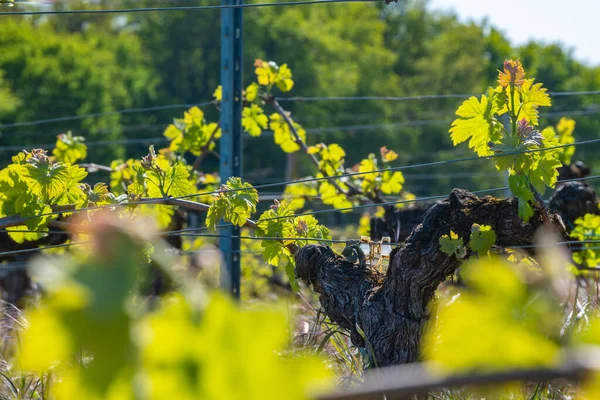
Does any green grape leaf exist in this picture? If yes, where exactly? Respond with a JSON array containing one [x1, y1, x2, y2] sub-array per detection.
[[52, 131, 87, 164], [518, 198, 535, 222], [357, 155, 378, 193], [508, 173, 535, 202], [261, 239, 285, 266], [275, 64, 294, 92], [571, 214, 600, 268], [161, 163, 195, 198], [321, 143, 346, 164], [294, 215, 332, 244], [206, 177, 258, 230], [254, 60, 294, 92], [213, 85, 222, 101], [184, 106, 204, 126], [450, 89, 502, 157], [469, 224, 497, 256], [126, 162, 147, 198], [529, 154, 562, 195], [318, 181, 352, 211], [508, 173, 535, 221], [257, 199, 295, 241], [282, 180, 318, 211], [22, 150, 70, 200], [163, 123, 182, 142], [9, 190, 53, 243], [245, 82, 259, 102], [318, 143, 345, 176], [164, 107, 219, 156], [307, 144, 324, 155], [54, 165, 88, 207], [259, 200, 330, 243], [528, 128, 563, 195], [83, 182, 117, 206], [242, 104, 268, 137], [380, 170, 404, 195], [256, 199, 330, 289], [286, 260, 299, 292], [556, 118, 576, 165], [491, 134, 530, 173], [515, 79, 551, 125], [439, 231, 466, 259], [256, 199, 295, 266], [109, 159, 134, 194], [269, 113, 304, 153]]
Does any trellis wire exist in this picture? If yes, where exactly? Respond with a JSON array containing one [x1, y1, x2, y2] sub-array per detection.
[[276, 90, 600, 103], [0, 137, 170, 153], [0, 0, 378, 16], [2, 233, 600, 259], [2, 107, 598, 152], [1, 141, 599, 227], [0, 101, 214, 130], [190, 174, 600, 232], [0, 242, 87, 258], [165, 138, 600, 202], [3, 174, 599, 241], [0, 90, 597, 132]]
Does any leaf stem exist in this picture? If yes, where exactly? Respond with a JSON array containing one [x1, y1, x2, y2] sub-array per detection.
[[510, 82, 517, 136], [79, 163, 113, 173], [265, 95, 384, 204], [267, 96, 349, 196]]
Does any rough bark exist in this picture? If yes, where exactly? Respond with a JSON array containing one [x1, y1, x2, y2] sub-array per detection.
[[295, 189, 565, 367], [370, 204, 433, 242], [557, 161, 590, 182], [370, 161, 592, 242], [548, 181, 598, 232]]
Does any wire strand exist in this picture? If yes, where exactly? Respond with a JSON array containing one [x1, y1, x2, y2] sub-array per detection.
[[1, 140, 599, 225], [0, 101, 214, 130], [1, 89, 597, 131], [0, 242, 87, 258], [0, 0, 378, 16], [187, 174, 600, 232], [172, 138, 600, 201], [3, 233, 600, 259], [3, 108, 597, 152], [276, 91, 600, 103], [0, 137, 169, 153]]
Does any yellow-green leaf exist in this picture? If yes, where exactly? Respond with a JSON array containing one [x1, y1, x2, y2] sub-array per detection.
[[515, 79, 551, 125], [450, 92, 499, 157], [242, 104, 268, 137]]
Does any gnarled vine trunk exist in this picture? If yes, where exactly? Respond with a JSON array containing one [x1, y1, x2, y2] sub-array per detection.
[[548, 181, 598, 232], [295, 189, 565, 366], [369, 203, 432, 242]]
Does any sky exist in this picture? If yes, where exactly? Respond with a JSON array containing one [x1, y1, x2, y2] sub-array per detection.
[[429, 0, 600, 66]]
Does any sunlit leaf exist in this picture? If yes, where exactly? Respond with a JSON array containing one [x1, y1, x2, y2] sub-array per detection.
[[53, 131, 87, 164], [450, 89, 502, 157], [242, 104, 268, 137], [206, 177, 258, 230]]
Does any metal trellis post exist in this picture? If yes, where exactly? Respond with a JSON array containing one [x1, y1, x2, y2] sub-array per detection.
[[219, 0, 243, 299]]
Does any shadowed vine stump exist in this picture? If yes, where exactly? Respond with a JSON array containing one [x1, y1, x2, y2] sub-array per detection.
[[295, 189, 565, 367], [548, 181, 598, 232], [370, 204, 433, 241]]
